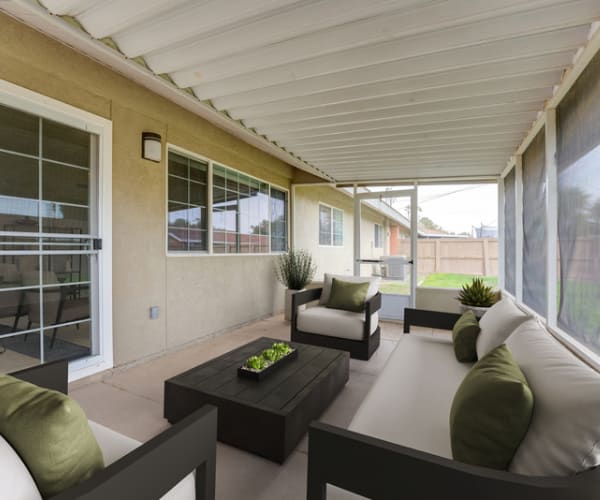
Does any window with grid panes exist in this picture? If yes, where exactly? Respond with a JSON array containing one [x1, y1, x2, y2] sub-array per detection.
[[212, 164, 270, 254], [167, 152, 208, 252]]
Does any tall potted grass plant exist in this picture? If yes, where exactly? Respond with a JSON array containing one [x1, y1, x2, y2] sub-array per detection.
[[275, 249, 316, 321]]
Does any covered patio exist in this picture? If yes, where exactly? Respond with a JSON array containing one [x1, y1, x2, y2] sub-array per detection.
[[1, 1, 600, 499]]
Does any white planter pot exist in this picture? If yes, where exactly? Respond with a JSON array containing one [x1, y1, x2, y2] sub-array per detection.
[[284, 288, 306, 321], [459, 304, 490, 319]]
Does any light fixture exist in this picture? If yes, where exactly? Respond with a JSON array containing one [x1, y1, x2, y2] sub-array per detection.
[[141, 132, 162, 163]]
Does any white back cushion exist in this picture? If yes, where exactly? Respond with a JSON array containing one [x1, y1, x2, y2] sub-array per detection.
[[0, 435, 42, 500], [319, 273, 380, 305], [507, 320, 600, 476], [476, 298, 530, 359]]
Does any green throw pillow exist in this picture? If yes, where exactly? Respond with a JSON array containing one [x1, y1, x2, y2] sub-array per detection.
[[326, 278, 370, 312], [0, 374, 104, 498], [449, 344, 534, 470], [452, 310, 481, 362]]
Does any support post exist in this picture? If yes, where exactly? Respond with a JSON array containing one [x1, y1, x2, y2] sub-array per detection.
[[545, 108, 558, 326], [353, 184, 361, 276], [515, 155, 524, 301]]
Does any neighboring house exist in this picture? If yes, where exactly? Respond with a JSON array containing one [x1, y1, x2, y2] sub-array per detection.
[[293, 185, 410, 280]]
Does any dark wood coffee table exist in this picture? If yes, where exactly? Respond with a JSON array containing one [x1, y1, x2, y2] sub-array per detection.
[[164, 337, 349, 463]]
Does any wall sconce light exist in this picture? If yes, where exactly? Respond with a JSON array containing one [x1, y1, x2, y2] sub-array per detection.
[[141, 132, 162, 162]]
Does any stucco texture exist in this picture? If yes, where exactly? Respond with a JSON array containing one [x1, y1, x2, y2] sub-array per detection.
[[0, 14, 298, 366]]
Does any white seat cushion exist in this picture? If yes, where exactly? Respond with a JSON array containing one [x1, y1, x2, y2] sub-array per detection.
[[297, 306, 378, 341], [349, 334, 472, 458], [507, 320, 600, 476], [476, 298, 530, 359], [0, 434, 42, 500], [319, 274, 380, 306], [89, 421, 195, 500]]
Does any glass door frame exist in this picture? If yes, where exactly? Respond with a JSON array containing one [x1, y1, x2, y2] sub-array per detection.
[[0, 79, 113, 381], [353, 186, 418, 309]]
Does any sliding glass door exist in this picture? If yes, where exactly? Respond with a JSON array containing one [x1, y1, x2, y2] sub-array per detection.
[[0, 103, 100, 372]]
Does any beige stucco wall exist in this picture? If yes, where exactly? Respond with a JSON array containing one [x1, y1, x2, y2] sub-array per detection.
[[293, 186, 391, 280], [0, 14, 302, 366]]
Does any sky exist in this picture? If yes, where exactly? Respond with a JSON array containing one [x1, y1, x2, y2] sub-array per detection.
[[380, 183, 498, 234]]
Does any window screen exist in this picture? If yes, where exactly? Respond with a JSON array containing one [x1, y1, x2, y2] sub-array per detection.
[[556, 49, 600, 354], [504, 168, 516, 295], [270, 188, 288, 252], [319, 205, 343, 246], [522, 128, 547, 315]]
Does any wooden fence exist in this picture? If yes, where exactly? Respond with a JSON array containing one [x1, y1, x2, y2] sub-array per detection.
[[397, 238, 498, 277]]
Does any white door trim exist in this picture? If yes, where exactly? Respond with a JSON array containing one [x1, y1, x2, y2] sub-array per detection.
[[0, 79, 113, 381]]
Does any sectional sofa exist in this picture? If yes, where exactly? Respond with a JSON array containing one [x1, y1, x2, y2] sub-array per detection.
[[307, 299, 600, 499]]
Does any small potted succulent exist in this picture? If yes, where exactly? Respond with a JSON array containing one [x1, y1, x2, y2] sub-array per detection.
[[274, 249, 316, 321], [239, 342, 297, 380], [457, 277, 498, 318]]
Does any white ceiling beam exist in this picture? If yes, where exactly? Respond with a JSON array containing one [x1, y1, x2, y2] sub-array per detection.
[[333, 166, 504, 181], [144, 0, 422, 74], [256, 101, 543, 135], [318, 158, 508, 169], [223, 51, 573, 116], [190, 5, 597, 98], [39, 0, 98, 16], [267, 111, 538, 143], [74, 0, 190, 40], [286, 127, 527, 154], [236, 70, 560, 122], [309, 150, 512, 162], [329, 165, 503, 175], [111, 0, 303, 58], [246, 88, 549, 129], [278, 119, 534, 148], [173, 0, 570, 88], [204, 27, 586, 104], [303, 145, 514, 162]]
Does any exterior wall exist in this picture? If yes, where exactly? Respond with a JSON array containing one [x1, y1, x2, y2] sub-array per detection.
[[293, 185, 398, 280], [294, 186, 354, 279], [0, 14, 300, 366]]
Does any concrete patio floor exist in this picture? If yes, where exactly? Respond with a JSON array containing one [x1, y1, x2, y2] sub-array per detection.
[[69, 315, 437, 500]]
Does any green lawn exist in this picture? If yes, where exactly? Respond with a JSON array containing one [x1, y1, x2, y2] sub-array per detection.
[[379, 281, 410, 295], [419, 273, 498, 289]]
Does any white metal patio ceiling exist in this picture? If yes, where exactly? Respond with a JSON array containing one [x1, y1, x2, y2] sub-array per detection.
[[2, 0, 600, 183]]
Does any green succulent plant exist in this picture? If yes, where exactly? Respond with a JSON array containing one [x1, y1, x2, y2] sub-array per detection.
[[457, 278, 497, 307], [245, 355, 267, 371], [261, 348, 279, 362], [272, 342, 292, 356]]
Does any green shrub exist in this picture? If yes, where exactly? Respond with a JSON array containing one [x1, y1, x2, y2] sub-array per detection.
[[275, 249, 316, 290]]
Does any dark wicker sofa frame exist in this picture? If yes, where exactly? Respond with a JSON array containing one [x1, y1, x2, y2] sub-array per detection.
[[10, 360, 218, 500], [291, 288, 382, 360], [306, 308, 600, 500]]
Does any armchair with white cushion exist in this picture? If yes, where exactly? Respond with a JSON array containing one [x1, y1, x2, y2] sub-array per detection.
[[4, 361, 217, 500], [291, 274, 382, 360]]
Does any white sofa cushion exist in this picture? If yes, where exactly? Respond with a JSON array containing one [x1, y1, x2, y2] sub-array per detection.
[[507, 320, 600, 476], [319, 274, 380, 306], [89, 421, 195, 500], [0, 434, 42, 500], [297, 306, 378, 341], [349, 334, 472, 458], [476, 298, 530, 359]]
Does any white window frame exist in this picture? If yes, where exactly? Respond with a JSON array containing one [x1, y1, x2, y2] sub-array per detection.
[[318, 203, 344, 247], [166, 144, 289, 257], [0, 79, 114, 382]]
